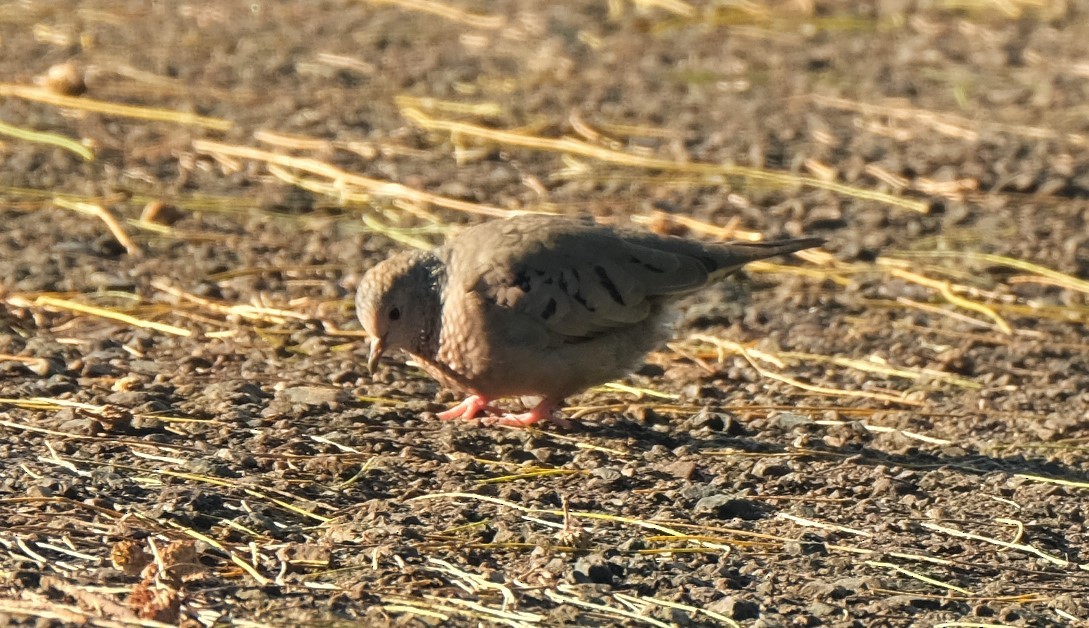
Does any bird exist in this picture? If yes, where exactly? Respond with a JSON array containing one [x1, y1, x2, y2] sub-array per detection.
[[356, 214, 822, 427]]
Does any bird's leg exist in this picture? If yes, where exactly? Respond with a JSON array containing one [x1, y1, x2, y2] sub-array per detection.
[[437, 395, 493, 421], [496, 398, 572, 428]]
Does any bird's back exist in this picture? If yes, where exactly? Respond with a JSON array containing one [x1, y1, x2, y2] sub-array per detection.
[[425, 214, 821, 400], [440, 214, 821, 336]]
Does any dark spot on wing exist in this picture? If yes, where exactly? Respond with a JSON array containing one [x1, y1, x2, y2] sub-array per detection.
[[572, 291, 594, 312], [630, 255, 665, 273], [696, 256, 719, 273], [557, 268, 595, 312], [562, 335, 596, 345], [541, 298, 557, 320], [512, 269, 531, 292], [594, 265, 625, 305]]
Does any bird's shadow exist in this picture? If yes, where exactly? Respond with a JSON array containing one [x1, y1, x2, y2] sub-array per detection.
[[569, 412, 1089, 486]]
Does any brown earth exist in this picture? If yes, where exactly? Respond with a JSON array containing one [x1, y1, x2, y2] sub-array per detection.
[[1, 1, 1088, 626]]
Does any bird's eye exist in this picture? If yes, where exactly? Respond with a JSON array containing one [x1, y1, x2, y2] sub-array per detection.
[[388, 307, 401, 321]]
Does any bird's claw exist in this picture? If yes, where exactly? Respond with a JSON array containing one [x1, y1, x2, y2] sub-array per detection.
[[436, 395, 495, 421], [437, 396, 571, 428], [492, 401, 571, 428]]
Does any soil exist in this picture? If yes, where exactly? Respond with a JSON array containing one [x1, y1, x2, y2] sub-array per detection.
[[1, 1, 1088, 626]]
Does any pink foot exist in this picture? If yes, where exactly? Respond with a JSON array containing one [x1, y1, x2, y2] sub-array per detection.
[[437, 395, 494, 421], [495, 399, 572, 428]]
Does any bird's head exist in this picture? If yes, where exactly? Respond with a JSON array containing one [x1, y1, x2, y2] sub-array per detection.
[[355, 249, 442, 373]]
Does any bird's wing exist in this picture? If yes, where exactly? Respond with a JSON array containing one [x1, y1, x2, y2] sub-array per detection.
[[442, 216, 718, 341]]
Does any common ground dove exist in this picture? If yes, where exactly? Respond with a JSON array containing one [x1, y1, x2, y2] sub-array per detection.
[[356, 214, 822, 426]]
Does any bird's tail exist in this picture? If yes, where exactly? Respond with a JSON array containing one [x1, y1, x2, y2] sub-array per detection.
[[707, 237, 825, 279], [725, 237, 825, 259]]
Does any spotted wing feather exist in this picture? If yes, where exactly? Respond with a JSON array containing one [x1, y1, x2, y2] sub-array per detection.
[[441, 215, 821, 343]]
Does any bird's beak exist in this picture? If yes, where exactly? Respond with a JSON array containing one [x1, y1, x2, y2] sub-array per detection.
[[367, 336, 385, 374]]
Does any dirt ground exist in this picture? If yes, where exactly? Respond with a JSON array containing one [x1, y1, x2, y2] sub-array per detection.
[[1, 0, 1088, 626]]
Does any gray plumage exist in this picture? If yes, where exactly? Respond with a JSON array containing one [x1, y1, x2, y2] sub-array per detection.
[[356, 214, 822, 426]]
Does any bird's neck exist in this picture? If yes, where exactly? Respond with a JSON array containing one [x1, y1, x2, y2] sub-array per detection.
[[410, 255, 445, 360]]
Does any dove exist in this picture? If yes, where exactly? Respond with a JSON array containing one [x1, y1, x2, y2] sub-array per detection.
[[356, 214, 822, 427]]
